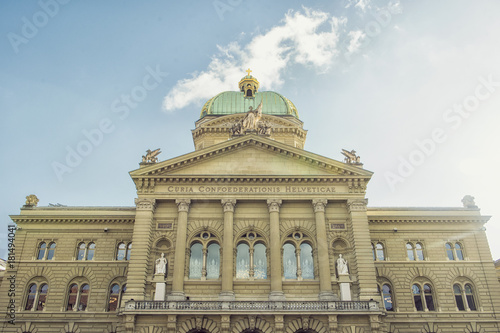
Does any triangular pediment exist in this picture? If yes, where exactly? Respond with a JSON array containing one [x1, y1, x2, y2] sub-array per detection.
[[130, 135, 372, 179], [130, 135, 372, 178]]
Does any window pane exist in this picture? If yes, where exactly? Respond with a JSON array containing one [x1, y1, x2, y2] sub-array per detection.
[[25, 284, 37, 310], [206, 243, 220, 279], [126, 243, 132, 260], [376, 243, 385, 261], [382, 284, 393, 311], [86, 243, 95, 260], [424, 284, 434, 311], [116, 243, 126, 261], [67, 284, 78, 311], [454, 284, 465, 311], [108, 284, 120, 311], [416, 243, 424, 260], [236, 243, 250, 279], [47, 243, 56, 260], [300, 243, 314, 279], [412, 284, 423, 311], [371, 243, 376, 260], [37, 242, 46, 260], [77, 243, 86, 260], [465, 284, 476, 310], [455, 243, 464, 260], [253, 243, 267, 279], [445, 243, 454, 260], [283, 243, 297, 279], [79, 284, 89, 311], [37, 284, 48, 311], [406, 243, 415, 261], [189, 243, 203, 279]]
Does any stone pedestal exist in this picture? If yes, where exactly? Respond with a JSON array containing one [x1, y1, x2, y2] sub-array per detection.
[[338, 275, 351, 301], [153, 274, 166, 301]]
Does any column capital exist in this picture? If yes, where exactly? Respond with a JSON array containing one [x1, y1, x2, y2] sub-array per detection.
[[221, 199, 237, 212], [347, 199, 368, 213], [135, 198, 156, 211], [267, 199, 282, 213], [176, 199, 191, 212], [312, 199, 328, 213]]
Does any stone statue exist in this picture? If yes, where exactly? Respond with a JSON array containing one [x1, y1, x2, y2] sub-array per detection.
[[142, 148, 161, 163], [155, 253, 167, 274], [242, 101, 263, 131], [25, 194, 39, 207], [462, 195, 478, 209], [341, 149, 361, 164], [337, 254, 349, 275]]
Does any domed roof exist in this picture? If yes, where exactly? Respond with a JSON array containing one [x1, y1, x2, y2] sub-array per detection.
[[200, 72, 299, 119]]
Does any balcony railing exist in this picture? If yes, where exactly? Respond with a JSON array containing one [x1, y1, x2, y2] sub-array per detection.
[[125, 300, 379, 312]]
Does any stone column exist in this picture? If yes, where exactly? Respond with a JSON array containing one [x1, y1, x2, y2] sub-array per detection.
[[268, 199, 285, 300], [347, 199, 378, 301], [123, 198, 156, 301], [168, 199, 191, 301], [312, 199, 335, 301], [220, 199, 236, 300]]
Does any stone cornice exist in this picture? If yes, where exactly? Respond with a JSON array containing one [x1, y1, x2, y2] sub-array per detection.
[[368, 216, 490, 224], [10, 216, 135, 224]]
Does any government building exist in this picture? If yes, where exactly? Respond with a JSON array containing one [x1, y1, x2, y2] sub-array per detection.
[[2, 72, 500, 333]]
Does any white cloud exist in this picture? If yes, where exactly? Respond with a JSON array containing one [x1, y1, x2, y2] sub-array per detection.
[[163, 8, 346, 112]]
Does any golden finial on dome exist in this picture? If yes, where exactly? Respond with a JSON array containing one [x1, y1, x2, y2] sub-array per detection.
[[239, 69, 259, 98], [246, 68, 252, 76]]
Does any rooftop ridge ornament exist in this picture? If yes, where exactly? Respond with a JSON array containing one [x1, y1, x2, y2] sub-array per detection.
[[341, 149, 363, 167], [142, 148, 161, 164], [246, 68, 252, 76], [24, 194, 39, 208]]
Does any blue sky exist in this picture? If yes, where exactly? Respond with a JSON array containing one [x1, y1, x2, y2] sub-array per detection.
[[1, 0, 500, 261]]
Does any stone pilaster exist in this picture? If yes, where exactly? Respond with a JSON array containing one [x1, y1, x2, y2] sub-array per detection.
[[168, 199, 191, 300], [267, 199, 285, 300], [312, 199, 335, 301], [220, 199, 236, 300], [124, 198, 156, 301], [347, 198, 378, 301]]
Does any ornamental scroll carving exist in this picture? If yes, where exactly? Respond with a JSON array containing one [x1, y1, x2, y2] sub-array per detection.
[[175, 199, 191, 212], [135, 198, 156, 211], [347, 199, 368, 213], [221, 199, 236, 212], [267, 199, 282, 213], [312, 199, 327, 213]]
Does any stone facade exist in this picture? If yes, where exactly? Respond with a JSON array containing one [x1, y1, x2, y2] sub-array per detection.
[[1, 77, 500, 332]]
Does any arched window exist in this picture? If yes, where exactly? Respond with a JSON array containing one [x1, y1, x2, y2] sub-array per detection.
[[254, 243, 267, 279], [46, 242, 56, 260], [206, 243, 220, 279], [37, 242, 46, 260], [25, 284, 37, 310], [282, 231, 315, 280], [188, 231, 220, 280], [86, 243, 95, 260], [236, 243, 250, 279], [455, 243, 464, 260], [77, 243, 86, 260], [37, 284, 48, 310], [412, 282, 435, 311], [446, 243, 454, 260], [454, 284, 465, 310], [24, 282, 49, 311], [407, 242, 425, 261], [382, 284, 394, 311], [465, 284, 477, 311], [66, 282, 90, 311], [189, 243, 203, 279], [375, 242, 385, 261], [116, 243, 126, 261]]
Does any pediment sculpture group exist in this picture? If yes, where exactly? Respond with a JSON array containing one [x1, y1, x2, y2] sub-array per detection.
[[231, 101, 272, 136]]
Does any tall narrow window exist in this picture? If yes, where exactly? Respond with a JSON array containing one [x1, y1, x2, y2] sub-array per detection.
[[107, 284, 120, 312], [300, 243, 314, 279], [254, 243, 267, 279], [454, 284, 465, 310], [406, 243, 415, 261], [455, 243, 464, 260], [126, 243, 132, 260], [465, 284, 477, 311], [46, 243, 56, 260], [206, 243, 220, 279], [37, 284, 48, 311], [371, 243, 376, 260], [67, 282, 90, 311], [412, 284, 423, 311], [37, 242, 46, 260], [77, 243, 86, 260], [382, 284, 393, 311], [446, 243, 454, 260], [376, 243, 385, 261], [424, 284, 435, 311], [67, 284, 79, 311], [79, 284, 89, 311], [86, 243, 95, 260], [416, 243, 425, 260], [189, 243, 203, 279], [236, 243, 250, 279], [283, 243, 297, 279], [116, 243, 126, 260], [25, 284, 37, 310]]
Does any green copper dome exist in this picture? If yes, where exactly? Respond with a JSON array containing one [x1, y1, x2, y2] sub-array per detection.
[[200, 72, 299, 119], [200, 91, 299, 119]]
